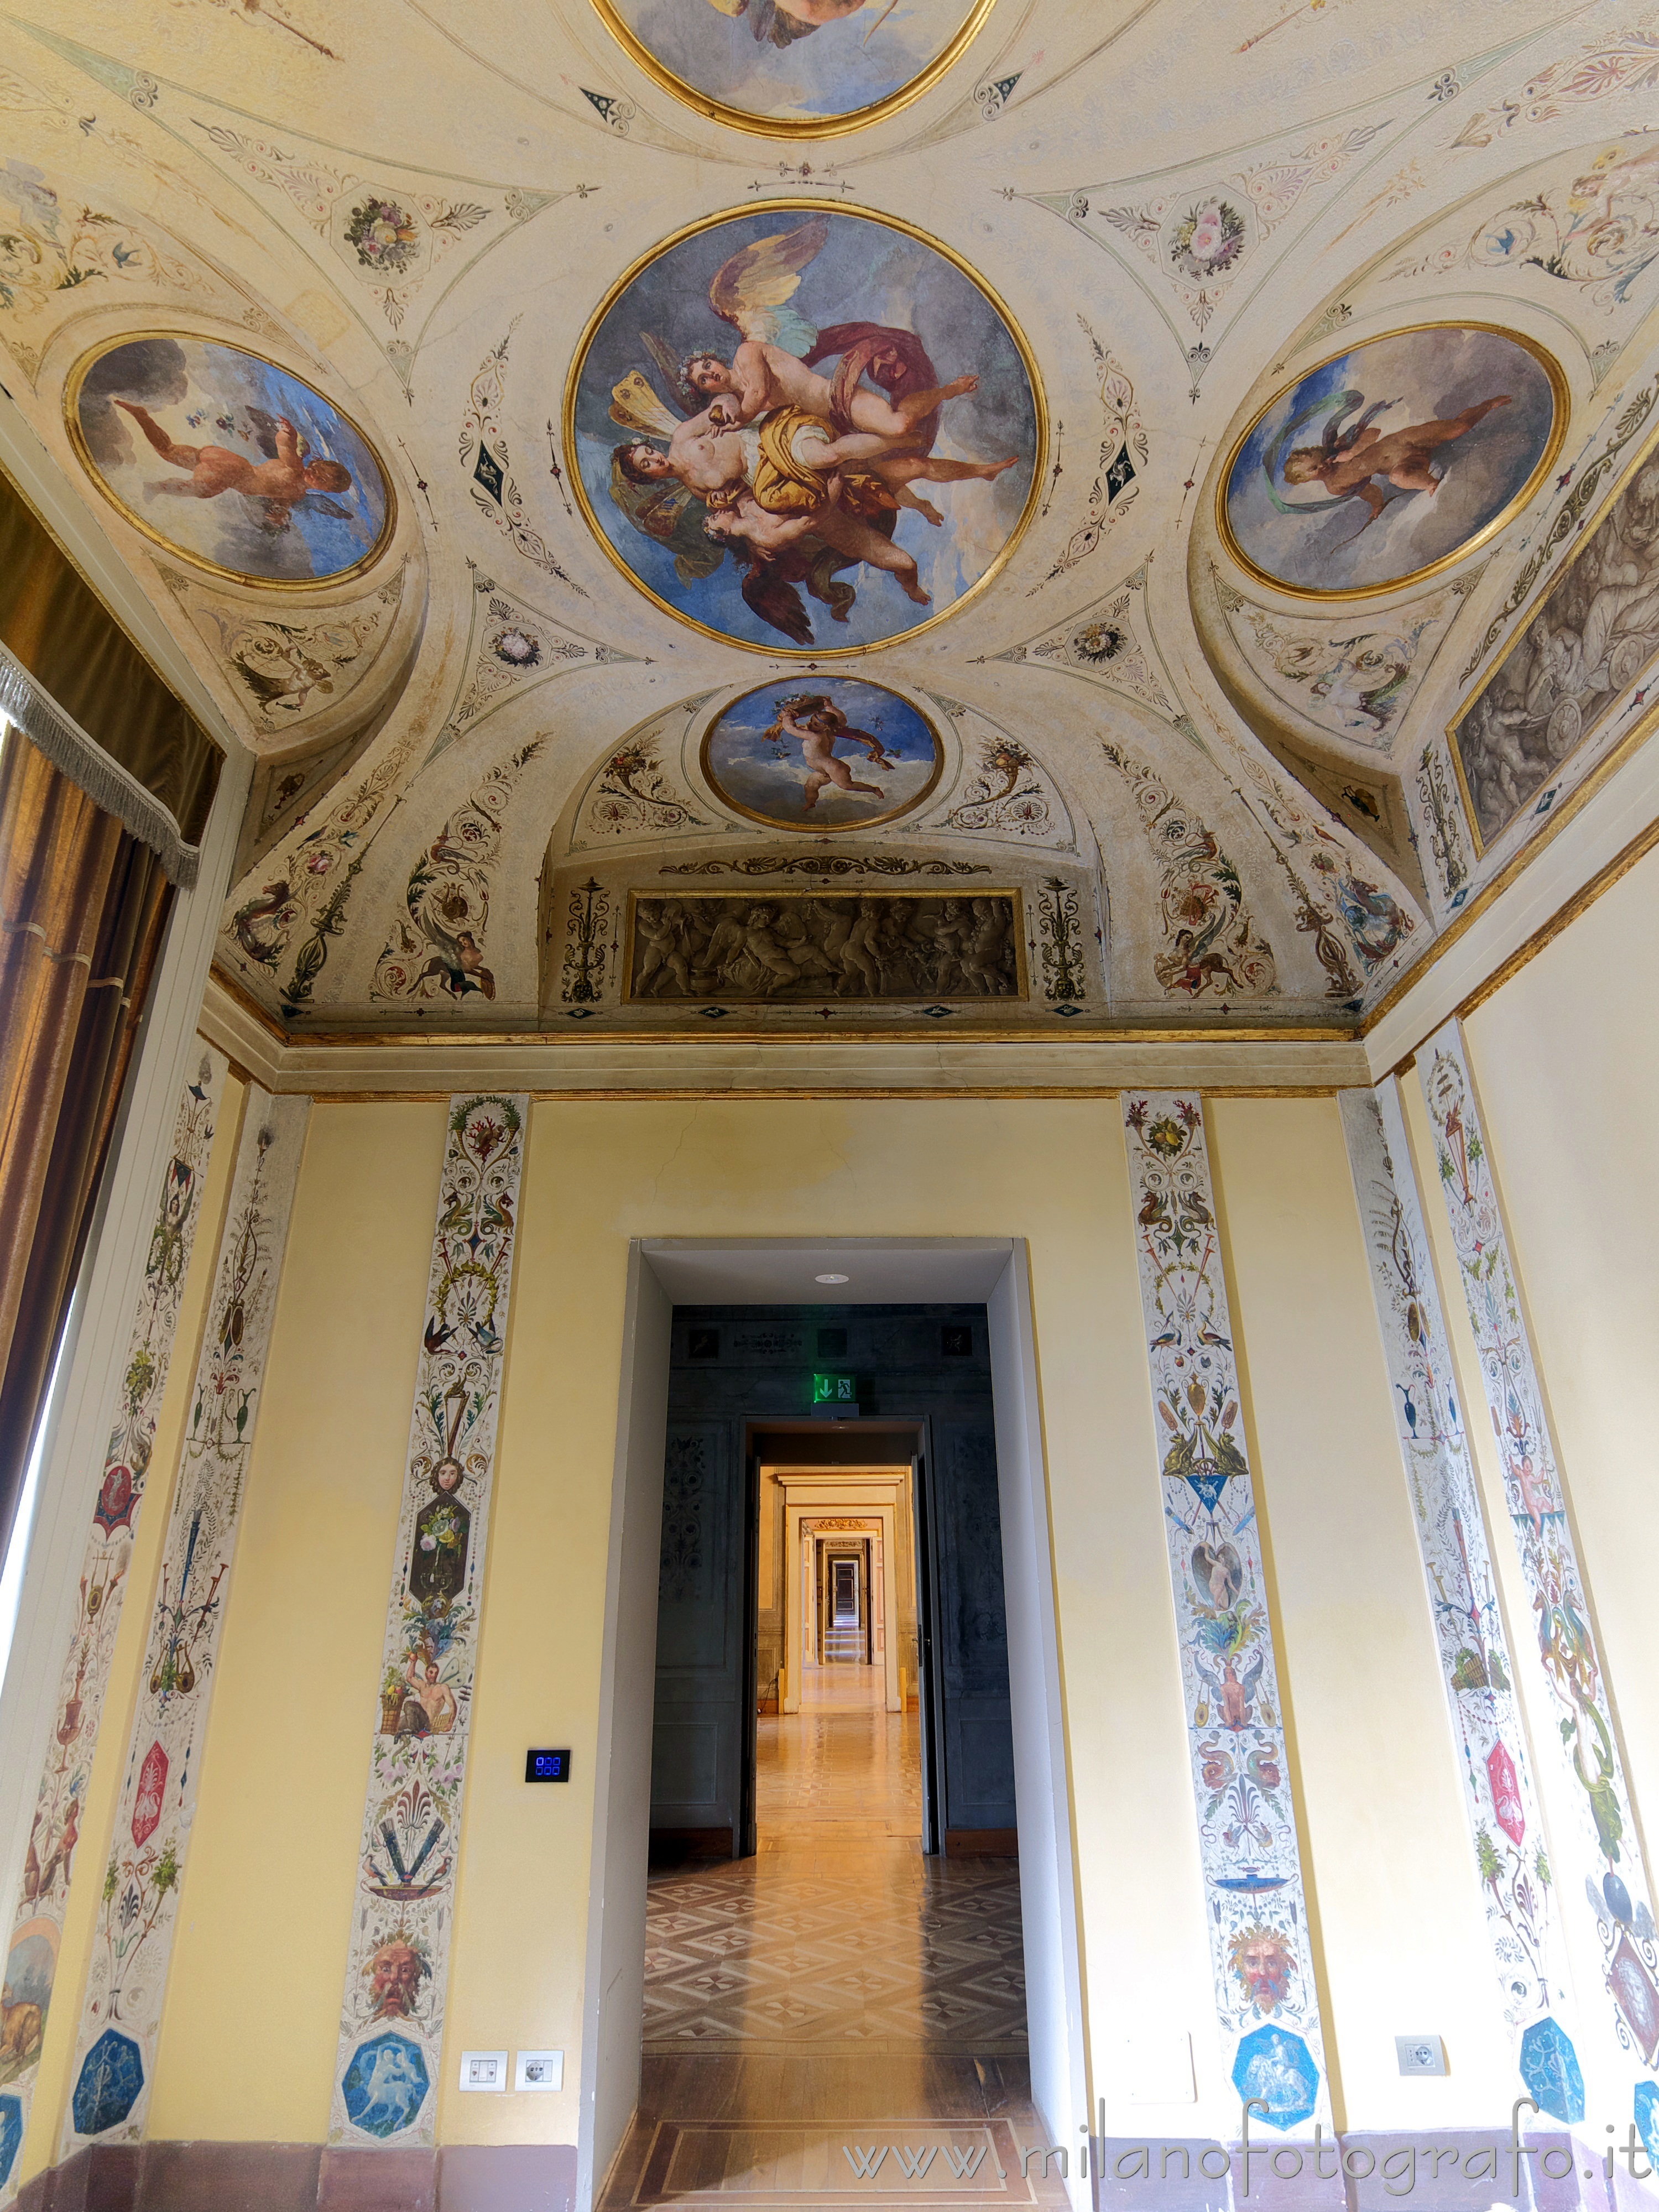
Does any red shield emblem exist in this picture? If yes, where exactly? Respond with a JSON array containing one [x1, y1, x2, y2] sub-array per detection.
[[132, 1741, 168, 1848], [1487, 1741, 1525, 1846]]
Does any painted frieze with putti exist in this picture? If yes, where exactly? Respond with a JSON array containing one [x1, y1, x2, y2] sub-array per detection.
[[0, 1055, 225, 2202], [1121, 1095, 1328, 2132], [1338, 1082, 1577, 2111], [57, 1091, 310, 2163], [330, 1095, 528, 2150], [1419, 1025, 1659, 2118]]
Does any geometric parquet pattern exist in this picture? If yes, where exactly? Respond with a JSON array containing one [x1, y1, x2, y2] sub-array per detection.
[[644, 1670, 1027, 2054], [606, 1666, 1059, 2212]]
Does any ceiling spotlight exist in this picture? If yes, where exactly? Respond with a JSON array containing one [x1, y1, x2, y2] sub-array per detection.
[[815, 1272, 849, 1284]]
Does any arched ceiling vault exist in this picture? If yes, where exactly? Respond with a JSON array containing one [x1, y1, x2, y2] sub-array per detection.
[[2, 0, 1656, 1050]]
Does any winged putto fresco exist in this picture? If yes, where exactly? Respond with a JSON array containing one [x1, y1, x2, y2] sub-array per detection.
[[569, 207, 1040, 651]]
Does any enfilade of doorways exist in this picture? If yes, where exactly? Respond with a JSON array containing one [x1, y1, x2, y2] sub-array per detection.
[[599, 1306, 1067, 2212]]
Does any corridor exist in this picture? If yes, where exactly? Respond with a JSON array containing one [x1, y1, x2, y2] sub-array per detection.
[[600, 1668, 1065, 2211]]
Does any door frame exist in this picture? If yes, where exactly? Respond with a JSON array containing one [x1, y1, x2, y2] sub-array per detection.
[[576, 1238, 1089, 2212]]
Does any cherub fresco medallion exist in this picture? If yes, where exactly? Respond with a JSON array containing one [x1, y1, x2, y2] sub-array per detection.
[[1219, 325, 1565, 600], [66, 335, 394, 587], [702, 679, 943, 829], [566, 205, 1043, 654], [588, 0, 994, 134]]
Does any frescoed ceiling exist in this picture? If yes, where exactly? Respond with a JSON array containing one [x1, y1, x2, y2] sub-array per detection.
[[2, 0, 1657, 1043]]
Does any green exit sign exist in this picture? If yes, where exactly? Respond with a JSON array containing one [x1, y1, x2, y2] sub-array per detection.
[[812, 1371, 857, 1405]]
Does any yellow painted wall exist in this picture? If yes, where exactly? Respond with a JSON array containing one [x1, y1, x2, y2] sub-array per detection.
[[1207, 1100, 1515, 2130], [1398, 845, 1659, 2119], [116, 1091, 1515, 2160], [22, 1072, 246, 2184]]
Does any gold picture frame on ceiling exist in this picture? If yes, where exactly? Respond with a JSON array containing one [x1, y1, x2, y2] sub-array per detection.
[[62, 331, 397, 592], [562, 199, 1048, 659], [1215, 322, 1569, 604], [1446, 405, 1659, 859], [585, 0, 999, 138], [700, 679, 947, 833]]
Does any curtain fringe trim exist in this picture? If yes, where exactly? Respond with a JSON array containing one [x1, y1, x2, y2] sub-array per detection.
[[0, 641, 201, 889]]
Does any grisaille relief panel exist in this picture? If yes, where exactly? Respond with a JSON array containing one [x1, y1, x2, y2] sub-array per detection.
[[623, 889, 1025, 1004], [1449, 417, 1659, 855]]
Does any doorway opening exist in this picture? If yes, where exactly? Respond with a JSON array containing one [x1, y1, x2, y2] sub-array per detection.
[[580, 1240, 1086, 2212], [598, 1302, 1053, 2209]]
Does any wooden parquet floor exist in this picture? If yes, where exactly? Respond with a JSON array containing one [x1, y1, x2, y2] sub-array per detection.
[[601, 1670, 1061, 2212]]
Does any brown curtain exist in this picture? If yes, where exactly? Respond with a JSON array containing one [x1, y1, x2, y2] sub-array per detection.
[[0, 463, 222, 1564], [0, 734, 171, 1561], [0, 476, 218, 873]]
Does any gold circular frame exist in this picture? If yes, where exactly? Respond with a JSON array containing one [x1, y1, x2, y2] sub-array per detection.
[[700, 679, 946, 832], [563, 199, 1047, 658], [63, 331, 398, 592], [1215, 321, 1569, 603], [586, 0, 998, 139]]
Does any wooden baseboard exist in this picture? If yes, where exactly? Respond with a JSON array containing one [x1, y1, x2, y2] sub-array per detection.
[[945, 1827, 1018, 1857], [649, 1825, 735, 1865]]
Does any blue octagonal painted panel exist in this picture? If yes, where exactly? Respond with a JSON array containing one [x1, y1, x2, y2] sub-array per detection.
[[1519, 2016, 1584, 2124], [1635, 2082, 1659, 2167], [1231, 2026, 1319, 2130], [0, 2096, 23, 2190], [71, 2029, 144, 2138], [341, 2031, 429, 2139]]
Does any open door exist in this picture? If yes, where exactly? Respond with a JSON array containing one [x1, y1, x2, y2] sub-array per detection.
[[911, 1442, 942, 1856]]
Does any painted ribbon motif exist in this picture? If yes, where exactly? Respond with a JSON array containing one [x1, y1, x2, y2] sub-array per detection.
[[0, 1056, 226, 2203], [1339, 1083, 1578, 2112], [1420, 1023, 1659, 2137], [329, 1094, 528, 2148], [1121, 1094, 1329, 2130], [57, 1091, 311, 2160]]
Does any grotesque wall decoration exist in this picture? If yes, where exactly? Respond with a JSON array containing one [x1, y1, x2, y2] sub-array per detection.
[[567, 206, 1042, 651], [1219, 325, 1564, 598], [66, 335, 394, 587]]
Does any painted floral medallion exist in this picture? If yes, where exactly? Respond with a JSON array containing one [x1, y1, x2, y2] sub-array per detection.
[[588, 0, 994, 133], [566, 204, 1043, 654], [702, 679, 943, 830], [1219, 324, 1565, 599], [66, 335, 394, 588]]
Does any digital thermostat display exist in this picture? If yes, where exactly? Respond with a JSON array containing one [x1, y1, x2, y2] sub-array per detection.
[[525, 1748, 570, 1782]]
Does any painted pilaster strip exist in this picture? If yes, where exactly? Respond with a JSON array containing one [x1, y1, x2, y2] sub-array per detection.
[[1418, 1022, 1659, 2140], [1338, 1081, 1577, 2101], [0, 1052, 227, 2202], [1121, 1093, 1330, 2131], [328, 1095, 528, 2150], [56, 1089, 310, 2159]]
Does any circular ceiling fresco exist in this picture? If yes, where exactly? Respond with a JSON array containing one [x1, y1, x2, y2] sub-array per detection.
[[702, 679, 945, 830], [566, 202, 1044, 655], [1218, 323, 1566, 601], [66, 334, 394, 589], [587, 0, 996, 134]]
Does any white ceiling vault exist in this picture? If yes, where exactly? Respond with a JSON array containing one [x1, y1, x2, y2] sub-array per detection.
[[2, 0, 1656, 1045]]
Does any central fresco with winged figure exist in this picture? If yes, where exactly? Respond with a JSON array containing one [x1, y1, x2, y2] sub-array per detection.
[[0, 0, 1653, 1057], [568, 206, 1041, 652]]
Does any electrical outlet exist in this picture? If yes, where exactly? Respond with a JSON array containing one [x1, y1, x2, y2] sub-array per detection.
[[459, 2050, 508, 2093], [1395, 2035, 1447, 2077], [516, 2049, 565, 2092]]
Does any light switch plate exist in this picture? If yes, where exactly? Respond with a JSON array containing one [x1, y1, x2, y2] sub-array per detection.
[[459, 2049, 509, 2093], [1396, 2034, 1447, 2077], [516, 2049, 565, 2092]]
